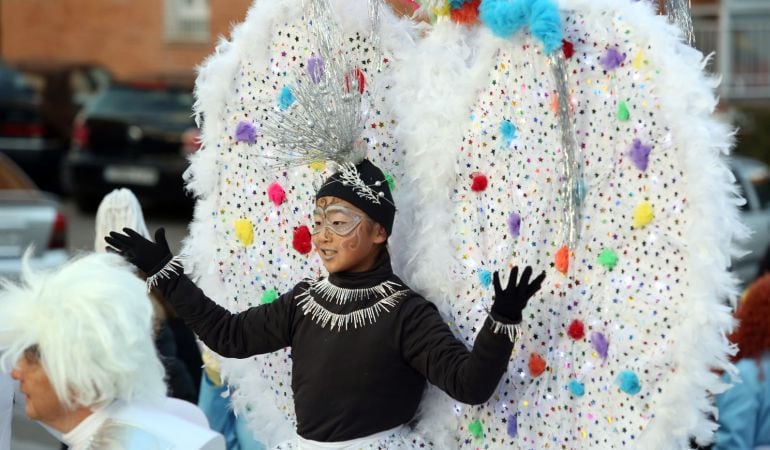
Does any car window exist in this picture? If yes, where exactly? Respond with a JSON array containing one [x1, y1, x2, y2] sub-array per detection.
[[0, 154, 37, 190], [751, 172, 770, 210], [0, 65, 39, 103], [90, 86, 194, 118]]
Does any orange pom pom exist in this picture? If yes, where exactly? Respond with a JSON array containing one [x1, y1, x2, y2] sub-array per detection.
[[555, 245, 569, 274], [451, 0, 480, 24]]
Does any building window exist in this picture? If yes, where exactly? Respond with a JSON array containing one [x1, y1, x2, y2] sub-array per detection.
[[164, 0, 210, 43]]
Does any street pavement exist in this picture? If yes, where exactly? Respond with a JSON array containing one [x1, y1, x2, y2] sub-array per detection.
[[9, 198, 191, 450]]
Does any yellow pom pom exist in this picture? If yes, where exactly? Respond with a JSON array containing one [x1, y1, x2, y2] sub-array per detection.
[[432, 3, 451, 17], [234, 218, 254, 246], [309, 161, 326, 171], [633, 201, 654, 228]]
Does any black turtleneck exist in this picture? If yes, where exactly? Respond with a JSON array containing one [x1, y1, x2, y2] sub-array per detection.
[[156, 252, 514, 442]]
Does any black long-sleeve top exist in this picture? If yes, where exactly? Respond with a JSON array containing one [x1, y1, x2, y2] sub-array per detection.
[[155, 253, 514, 442]]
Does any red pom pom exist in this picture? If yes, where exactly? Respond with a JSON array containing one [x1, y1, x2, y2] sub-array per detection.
[[451, 0, 480, 25], [567, 319, 585, 340], [344, 67, 366, 94], [562, 40, 575, 59], [471, 172, 488, 192], [292, 225, 312, 254], [555, 245, 569, 274], [528, 353, 546, 377]]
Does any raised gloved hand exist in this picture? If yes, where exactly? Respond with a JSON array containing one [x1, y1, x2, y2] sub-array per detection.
[[491, 266, 546, 324], [105, 227, 172, 276]]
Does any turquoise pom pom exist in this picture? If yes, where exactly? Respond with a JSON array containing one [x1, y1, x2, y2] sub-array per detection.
[[499, 119, 517, 145], [278, 85, 295, 110], [529, 0, 563, 54], [568, 379, 585, 397], [478, 269, 492, 288], [479, 0, 529, 39], [616, 370, 641, 395]]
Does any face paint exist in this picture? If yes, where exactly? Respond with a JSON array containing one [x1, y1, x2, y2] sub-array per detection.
[[312, 204, 364, 236]]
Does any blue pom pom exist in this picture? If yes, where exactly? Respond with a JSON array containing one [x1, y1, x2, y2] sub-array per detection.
[[568, 379, 585, 397], [499, 119, 517, 145], [478, 269, 492, 288], [616, 370, 641, 395], [278, 85, 295, 110], [479, 0, 530, 39], [529, 0, 563, 54]]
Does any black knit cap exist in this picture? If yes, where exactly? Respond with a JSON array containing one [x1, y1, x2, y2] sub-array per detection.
[[315, 159, 396, 235]]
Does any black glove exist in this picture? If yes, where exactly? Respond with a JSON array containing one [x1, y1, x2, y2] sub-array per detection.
[[491, 266, 546, 324], [105, 227, 172, 276]]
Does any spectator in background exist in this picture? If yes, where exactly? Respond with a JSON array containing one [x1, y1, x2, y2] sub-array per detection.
[[95, 188, 202, 402], [714, 274, 770, 450], [0, 252, 224, 449]]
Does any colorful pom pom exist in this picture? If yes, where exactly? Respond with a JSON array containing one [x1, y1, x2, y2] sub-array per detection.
[[555, 245, 569, 274], [616, 370, 641, 395], [507, 414, 518, 437], [629, 138, 652, 172], [278, 85, 295, 110], [344, 67, 366, 94], [267, 182, 286, 206], [591, 331, 609, 359], [601, 48, 626, 70], [234, 121, 258, 144], [479, 0, 529, 39], [567, 319, 585, 340], [292, 225, 312, 254], [568, 379, 585, 397], [617, 100, 630, 122], [478, 269, 492, 288], [233, 219, 254, 247], [633, 201, 654, 228], [471, 172, 488, 192], [499, 119, 517, 146], [307, 55, 325, 84], [468, 419, 484, 439], [597, 248, 618, 270], [507, 212, 521, 238], [261, 289, 278, 305], [529, 352, 546, 377], [309, 161, 326, 171], [562, 39, 574, 59], [529, 0, 563, 54], [383, 171, 396, 191], [450, 0, 480, 24]]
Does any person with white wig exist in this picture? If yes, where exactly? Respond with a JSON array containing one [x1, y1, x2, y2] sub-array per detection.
[[0, 252, 225, 450]]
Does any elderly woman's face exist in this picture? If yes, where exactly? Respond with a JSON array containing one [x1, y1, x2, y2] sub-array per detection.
[[11, 347, 67, 426]]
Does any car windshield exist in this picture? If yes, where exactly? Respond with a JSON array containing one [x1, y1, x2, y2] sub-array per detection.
[[89, 85, 194, 122]]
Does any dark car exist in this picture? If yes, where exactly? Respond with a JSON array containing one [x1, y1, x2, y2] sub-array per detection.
[[65, 82, 200, 211], [0, 61, 111, 193]]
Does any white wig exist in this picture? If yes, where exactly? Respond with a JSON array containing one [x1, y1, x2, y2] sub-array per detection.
[[94, 188, 150, 252], [0, 252, 166, 410]]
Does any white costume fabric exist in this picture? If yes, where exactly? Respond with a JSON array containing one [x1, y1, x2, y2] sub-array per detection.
[[184, 0, 743, 448], [62, 400, 225, 450]]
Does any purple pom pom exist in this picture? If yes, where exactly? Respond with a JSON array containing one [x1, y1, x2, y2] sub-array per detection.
[[601, 48, 626, 70], [234, 121, 258, 144], [508, 212, 521, 237], [591, 331, 609, 359], [507, 414, 517, 437], [307, 56, 325, 84], [629, 138, 652, 171]]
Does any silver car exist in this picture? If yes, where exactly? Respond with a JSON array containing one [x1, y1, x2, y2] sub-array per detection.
[[0, 153, 68, 279], [730, 155, 770, 287]]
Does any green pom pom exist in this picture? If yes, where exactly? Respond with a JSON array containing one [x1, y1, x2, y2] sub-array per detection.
[[598, 248, 618, 270], [617, 101, 630, 122], [261, 289, 278, 304], [468, 419, 484, 439], [383, 171, 396, 191]]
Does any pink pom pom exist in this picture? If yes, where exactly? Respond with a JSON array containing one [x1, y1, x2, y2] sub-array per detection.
[[267, 182, 286, 206]]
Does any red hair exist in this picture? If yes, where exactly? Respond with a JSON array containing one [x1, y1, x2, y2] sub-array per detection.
[[730, 274, 770, 361]]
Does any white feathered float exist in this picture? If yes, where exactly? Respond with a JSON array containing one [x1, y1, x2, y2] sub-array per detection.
[[182, 0, 745, 448]]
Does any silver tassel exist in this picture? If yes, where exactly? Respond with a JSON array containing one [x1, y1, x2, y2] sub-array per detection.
[[665, 0, 695, 45], [551, 53, 582, 251]]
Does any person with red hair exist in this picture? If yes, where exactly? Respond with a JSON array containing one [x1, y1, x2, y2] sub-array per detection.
[[714, 274, 770, 449]]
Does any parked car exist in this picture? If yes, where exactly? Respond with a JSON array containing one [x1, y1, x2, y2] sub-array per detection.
[[730, 155, 770, 287], [0, 153, 68, 280], [0, 61, 111, 193], [65, 81, 200, 211]]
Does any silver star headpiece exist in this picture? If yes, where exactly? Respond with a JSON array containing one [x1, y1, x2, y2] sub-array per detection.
[[259, 0, 382, 169]]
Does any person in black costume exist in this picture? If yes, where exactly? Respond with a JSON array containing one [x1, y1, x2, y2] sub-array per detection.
[[106, 159, 546, 448]]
